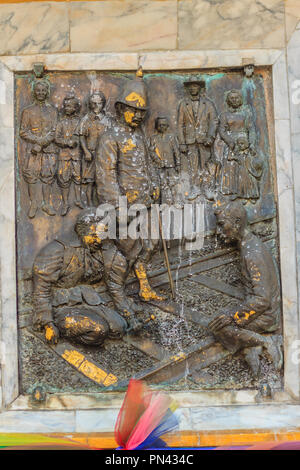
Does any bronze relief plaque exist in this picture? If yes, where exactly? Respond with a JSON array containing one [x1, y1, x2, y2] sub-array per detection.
[[15, 67, 282, 395]]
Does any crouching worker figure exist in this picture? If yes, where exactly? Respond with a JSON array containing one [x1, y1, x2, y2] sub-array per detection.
[[209, 201, 283, 378], [32, 208, 133, 346]]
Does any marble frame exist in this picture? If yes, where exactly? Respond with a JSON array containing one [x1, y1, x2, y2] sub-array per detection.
[[0, 47, 299, 432]]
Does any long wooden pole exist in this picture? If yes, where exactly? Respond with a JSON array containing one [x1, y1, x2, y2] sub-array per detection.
[[156, 206, 176, 300]]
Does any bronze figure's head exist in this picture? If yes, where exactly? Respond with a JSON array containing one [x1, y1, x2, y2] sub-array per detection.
[[32, 79, 50, 103], [89, 91, 106, 115], [215, 201, 248, 244], [226, 89, 243, 109], [236, 135, 250, 151], [75, 208, 108, 252], [63, 93, 81, 116], [115, 67, 148, 128], [116, 102, 147, 128], [184, 77, 206, 99], [155, 116, 169, 133]]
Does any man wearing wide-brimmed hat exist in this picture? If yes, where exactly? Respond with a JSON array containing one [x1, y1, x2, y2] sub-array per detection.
[[177, 76, 219, 200]]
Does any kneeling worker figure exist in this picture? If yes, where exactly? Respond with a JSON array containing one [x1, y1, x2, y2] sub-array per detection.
[[32, 208, 142, 346], [209, 201, 283, 378]]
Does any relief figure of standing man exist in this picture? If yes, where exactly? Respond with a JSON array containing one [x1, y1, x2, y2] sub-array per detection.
[[96, 69, 164, 330], [177, 77, 218, 200], [20, 79, 58, 218]]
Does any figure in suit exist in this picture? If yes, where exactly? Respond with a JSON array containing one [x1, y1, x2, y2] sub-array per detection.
[[20, 79, 58, 218], [177, 77, 219, 200]]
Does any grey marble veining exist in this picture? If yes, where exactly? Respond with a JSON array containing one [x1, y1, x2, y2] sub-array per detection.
[[178, 0, 285, 50], [70, 1, 177, 52], [0, 411, 76, 432], [76, 409, 119, 433], [0, 2, 69, 55], [190, 405, 300, 431], [0, 61, 17, 409], [286, 25, 300, 402]]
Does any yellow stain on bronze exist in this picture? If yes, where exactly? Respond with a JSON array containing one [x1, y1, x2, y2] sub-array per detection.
[[170, 352, 186, 362], [152, 187, 160, 200], [78, 360, 108, 383], [83, 234, 102, 246], [155, 146, 163, 160], [64, 316, 102, 332], [103, 373, 118, 387], [124, 111, 135, 126], [125, 92, 146, 108], [45, 325, 55, 342], [215, 199, 222, 207], [135, 263, 165, 301], [126, 189, 139, 203], [61, 349, 118, 386], [122, 137, 136, 153], [136, 67, 143, 78], [234, 309, 256, 324], [233, 310, 240, 322], [62, 349, 85, 368]]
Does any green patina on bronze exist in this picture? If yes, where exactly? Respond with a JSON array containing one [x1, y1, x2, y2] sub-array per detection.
[[15, 66, 282, 394]]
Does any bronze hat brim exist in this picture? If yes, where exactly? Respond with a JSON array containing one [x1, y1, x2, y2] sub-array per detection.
[[115, 100, 148, 110], [184, 80, 206, 87]]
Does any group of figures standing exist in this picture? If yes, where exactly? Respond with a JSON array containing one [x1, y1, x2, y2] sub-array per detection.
[[20, 66, 282, 383], [19, 67, 263, 220], [20, 80, 110, 218], [177, 76, 263, 203]]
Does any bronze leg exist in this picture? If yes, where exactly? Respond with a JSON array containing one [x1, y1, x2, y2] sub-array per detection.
[[42, 183, 56, 216], [27, 183, 39, 218]]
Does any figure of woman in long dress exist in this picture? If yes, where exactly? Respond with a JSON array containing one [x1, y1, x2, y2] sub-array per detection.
[[216, 89, 256, 198]]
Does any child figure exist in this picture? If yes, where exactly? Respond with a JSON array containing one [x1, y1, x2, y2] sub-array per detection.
[[235, 136, 263, 204], [79, 91, 110, 206], [150, 117, 181, 206], [55, 93, 83, 216]]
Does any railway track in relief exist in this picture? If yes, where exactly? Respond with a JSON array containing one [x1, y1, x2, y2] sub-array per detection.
[[27, 237, 275, 388]]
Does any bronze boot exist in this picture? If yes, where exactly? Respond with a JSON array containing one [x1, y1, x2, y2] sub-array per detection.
[[134, 261, 166, 302]]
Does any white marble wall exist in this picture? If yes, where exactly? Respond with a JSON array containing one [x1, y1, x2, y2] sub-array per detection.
[[286, 23, 300, 401], [287, 23, 300, 288], [2, 405, 300, 433], [0, 42, 299, 432], [0, 1, 288, 55], [0, 60, 18, 408], [272, 50, 299, 399]]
